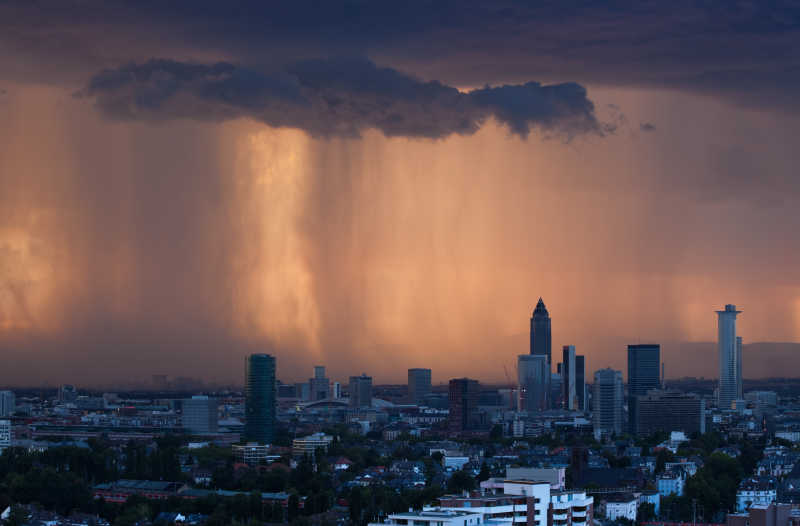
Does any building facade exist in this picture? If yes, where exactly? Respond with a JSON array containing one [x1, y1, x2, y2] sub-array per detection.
[[408, 368, 432, 405], [563, 346, 576, 411], [309, 366, 330, 401], [630, 390, 705, 436], [575, 355, 586, 411], [530, 298, 552, 406], [593, 369, 623, 440], [448, 378, 480, 434], [0, 391, 15, 417], [519, 354, 550, 412], [182, 396, 218, 434], [717, 304, 742, 409], [627, 344, 661, 434], [0, 419, 10, 452], [244, 353, 276, 444], [349, 374, 373, 408]]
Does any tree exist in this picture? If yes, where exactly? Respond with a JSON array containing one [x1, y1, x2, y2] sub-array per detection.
[[447, 470, 475, 493], [477, 463, 491, 482], [637, 502, 656, 523]]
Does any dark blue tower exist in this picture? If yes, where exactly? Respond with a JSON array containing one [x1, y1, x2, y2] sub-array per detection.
[[530, 298, 552, 365]]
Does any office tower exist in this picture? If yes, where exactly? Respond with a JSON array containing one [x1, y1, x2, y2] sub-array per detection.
[[0, 391, 15, 417], [309, 365, 330, 401], [630, 390, 705, 436], [57, 385, 77, 403], [448, 378, 480, 434], [0, 420, 10, 453], [244, 354, 276, 444], [627, 344, 661, 433], [628, 344, 661, 397], [349, 374, 372, 408], [563, 345, 577, 410], [576, 355, 586, 411], [182, 395, 219, 434], [593, 368, 623, 440], [717, 304, 742, 409], [294, 382, 311, 401], [551, 372, 563, 410], [333, 382, 341, 399], [518, 354, 550, 411], [408, 368, 432, 405], [736, 336, 743, 400], [530, 298, 552, 406], [277, 383, 297, 398]]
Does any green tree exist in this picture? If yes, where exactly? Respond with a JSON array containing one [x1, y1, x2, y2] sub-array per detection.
[[447, 470, 475, 493]]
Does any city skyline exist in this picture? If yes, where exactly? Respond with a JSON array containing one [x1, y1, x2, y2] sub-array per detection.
[[3, 4, 800, 387]]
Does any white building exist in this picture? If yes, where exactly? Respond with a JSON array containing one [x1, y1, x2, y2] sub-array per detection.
[[292, 432, 334, 457], [593, 369, 623, 440], [717, 304, 742, 409], [443, 455, 470, 471], [0, 420, 11, 453], [369, 510, 483, 526], [0, 391, 14, 417], [657, 472, 685, 497], [736, 478, 777, 512], [603, 494, 637, 521]]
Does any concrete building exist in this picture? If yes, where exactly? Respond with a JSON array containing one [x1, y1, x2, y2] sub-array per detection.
[[333, 382, 342, 399], [292, 432, 334, 458], [349, 374, 373, 408], [630, 390, 705, 436], [0, 419, 10, 453], [575, 355, 586, 411], [737, 478, 777, 512], [309, 366, 330, 401], [602, 494, 637, 521], [563, 346, 577, 410], [0, 391, 14, 417], [718, 304, 742, 409], [505, 467, 566, 490], [448, 378, 480, 434], [369, 510, 483, 526], [244, 353, 276, 444], [408, 368, 432, 405], [519, 354, 550, 411], [182, 396, 218, 434], [727, 503, 800, 526], [657, 471, 685, 497], [593, 368, 623, 440], [232, 443, 272, 466], [437, 479, 592, 526]]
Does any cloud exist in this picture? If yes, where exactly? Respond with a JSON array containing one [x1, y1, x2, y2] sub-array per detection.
[[83, 58, 605, 139], [640, 122, 656, 132]]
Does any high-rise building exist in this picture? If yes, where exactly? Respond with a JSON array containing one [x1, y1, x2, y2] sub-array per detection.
[[575, 355, 586, 411], [57, 385, 77, 403], [593, 368, 623, 440], [628, 344, 661, 433], [0, 391, 15, 417], [309, 366, 330, 401], [182, 395, 219, 434], [244, 354, 276, 444], [333, 382, 341, 399], [518, 355, 549, 411], [736, 336, 743, 401], [628, 344, 661, 397], [408, 368, 432, 405], [630, 390, 705, 436], [530, 298, 552, 407], [349, 374, 372, 408], [562, 346, 576, 410], [448, 378, 480, 434], [717, 304, 742, 409]]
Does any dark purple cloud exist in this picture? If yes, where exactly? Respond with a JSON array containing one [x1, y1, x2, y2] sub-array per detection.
[[83, 58, 605, 139]]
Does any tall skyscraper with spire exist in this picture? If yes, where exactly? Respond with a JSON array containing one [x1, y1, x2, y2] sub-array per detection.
[[717, 304, 742, 409], [530, 298, 552, 407]]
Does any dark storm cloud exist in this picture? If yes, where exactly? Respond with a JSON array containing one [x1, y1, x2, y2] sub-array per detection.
[[640, 122, 656, 132], [2, 1, 800, 110], [83, 58, 604, 138]]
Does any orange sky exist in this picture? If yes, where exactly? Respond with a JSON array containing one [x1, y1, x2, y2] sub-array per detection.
[[2, 83, 800, 387]]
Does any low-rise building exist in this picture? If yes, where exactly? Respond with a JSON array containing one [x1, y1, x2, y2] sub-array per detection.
[[232, 443, 271, 466], [292, 432, 333, 457], [601, 494, 637, 522], [736, 478, 778, 512], [657, 471, 685, 497], [369, 510, 483, 526]]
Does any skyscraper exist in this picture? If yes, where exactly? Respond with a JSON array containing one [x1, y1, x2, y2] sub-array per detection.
[[575, 355, 586, 411], [244, 354, 276, 444], [562, 345, 576, 410], [628, 344, 661, 434], [717, 304, 742, 409], [448, 378, 480, 434], [627, 344, 661, 397], [630, 390, 705, 436], [349, 374, 373, 408], [593, 368, 623, 440], [518, 354, 549, 411], [530, 298, 552, 406], [408, 368, 432, 405], [736, 336, 743, 401]]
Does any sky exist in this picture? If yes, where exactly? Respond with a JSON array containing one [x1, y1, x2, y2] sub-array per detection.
[[1, 1, 800, 387]]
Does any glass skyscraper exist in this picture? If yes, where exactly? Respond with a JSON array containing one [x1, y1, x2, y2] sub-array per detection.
[[530, 298, 552, 406], [717, 304, 742, 409], [244, 353, 276, 444], [627, 344, 661, 434]]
